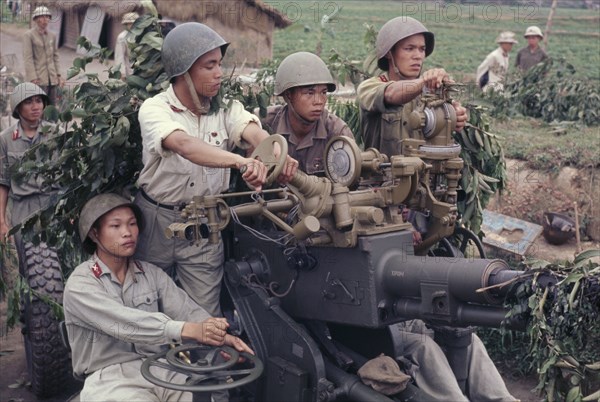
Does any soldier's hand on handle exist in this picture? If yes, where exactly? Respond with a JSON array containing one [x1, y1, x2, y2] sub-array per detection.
[[237, 158, 267, 192], [453, 101, 468, 132], [421, 68, 450, 90], [278, 155, 298, 185], [183, 317, 229, 346]]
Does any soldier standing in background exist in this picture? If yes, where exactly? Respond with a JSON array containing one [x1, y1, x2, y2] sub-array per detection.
[[114, 12, 139, 79], [476, 31, 518, 93], [515, 26, 548, 73], [22, 6, 64, 106]]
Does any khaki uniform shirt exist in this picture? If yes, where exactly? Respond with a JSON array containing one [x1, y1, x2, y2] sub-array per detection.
[[476, 47, 509, 93], [515, 46, 548, 72], [137, 85, 258, 204], [0, 120, 57, 200], [114, 30, 133, 77], [357, 72, 420, 157], [260, 105, 353, 174], [63, 256, 211, 377], [23, 28, 61, 86]]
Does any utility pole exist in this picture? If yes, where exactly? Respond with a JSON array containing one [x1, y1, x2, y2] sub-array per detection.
[[543, 0, 558, 50]]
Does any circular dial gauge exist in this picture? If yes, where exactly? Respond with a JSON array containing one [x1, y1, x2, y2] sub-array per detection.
[[324, 136, 361, 187]]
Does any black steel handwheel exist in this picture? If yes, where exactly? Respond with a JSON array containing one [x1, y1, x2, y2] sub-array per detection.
[[141, 344, 263, 393], [427, 226, 486, 259], [450, 226, 487, 259]]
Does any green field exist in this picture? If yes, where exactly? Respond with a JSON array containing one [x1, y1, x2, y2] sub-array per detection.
[[272, 1, 600, 82]]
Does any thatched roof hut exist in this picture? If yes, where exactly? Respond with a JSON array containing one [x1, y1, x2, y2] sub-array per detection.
[[24, 0, 292, 66]]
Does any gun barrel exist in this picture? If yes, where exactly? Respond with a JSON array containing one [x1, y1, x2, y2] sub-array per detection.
[[380, 254, 525, 328]]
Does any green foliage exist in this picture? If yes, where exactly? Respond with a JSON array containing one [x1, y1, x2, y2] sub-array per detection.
[[273, 2, 600, 82], [328, 98, 361, 145], [455, 105, 507, 233], [11, 18, 167, 273], [486, 58, 600, 126], [492, 117, 600, 171], [506, 252, 600, 401]]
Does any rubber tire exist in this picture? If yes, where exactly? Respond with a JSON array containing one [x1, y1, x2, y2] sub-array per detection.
[[20, 242, 71, 398]]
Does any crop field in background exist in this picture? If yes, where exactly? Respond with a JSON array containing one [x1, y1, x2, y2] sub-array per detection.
[[272, 1, 600, 82]]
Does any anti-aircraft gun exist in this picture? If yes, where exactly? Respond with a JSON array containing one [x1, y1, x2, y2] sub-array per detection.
[[146, 85, 542, 401]]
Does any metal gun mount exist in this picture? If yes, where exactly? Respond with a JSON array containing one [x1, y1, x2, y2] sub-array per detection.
[[163, 133, 557, 401], [167, 133, 462, 252]]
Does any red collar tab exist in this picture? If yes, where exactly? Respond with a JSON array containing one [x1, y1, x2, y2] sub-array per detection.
[[379, 74, 389, 82], [12, 129, 20, 141], [169, 104, 184, 113], [91, 262, 103, 278]]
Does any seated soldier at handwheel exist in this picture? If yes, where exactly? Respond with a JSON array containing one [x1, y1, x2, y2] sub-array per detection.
[[63, 193, 253, 401]]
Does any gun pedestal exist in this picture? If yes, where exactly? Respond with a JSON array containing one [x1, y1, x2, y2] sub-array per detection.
[[433, 326, 474, 395]]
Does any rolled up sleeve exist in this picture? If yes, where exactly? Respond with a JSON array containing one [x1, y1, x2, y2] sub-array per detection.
[[225, 100, 261, 150], [139, 97, 187, 158]]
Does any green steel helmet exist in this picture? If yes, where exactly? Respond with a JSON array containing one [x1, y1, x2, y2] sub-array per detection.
[[274, 52, 336, 96], [161, 22, 229, 80], [10, 82, 49, 118], [376, 16, 435, 71], [78, 193, 143, 254]]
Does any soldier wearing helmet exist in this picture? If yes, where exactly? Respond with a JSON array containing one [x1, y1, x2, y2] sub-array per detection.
[[515, 26, 548, 72], [477, 31, 519, 93], [23, 6, 64, 105], [114, 11, 140, 79], [258, 51, 353, 174], [357, 16, 468, 158], [134, 22, 298, 323], [0, 83, 58, 246], [357, 17, 517, 402], [63, 193, 252, 401]]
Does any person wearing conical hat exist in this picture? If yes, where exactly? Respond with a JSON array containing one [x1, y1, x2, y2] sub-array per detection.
[[22, 6, 64, 105], [476, 31, 519, 93], [114, 12, 139, 79], [515, 26, 548, 72]]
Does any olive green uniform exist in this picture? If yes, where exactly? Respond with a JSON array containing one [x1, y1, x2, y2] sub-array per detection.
[[22, 28, 61, 104], [0, 121, 58, 255], [515, 46, 548, 72], [357, 72, 420, 157], [260, 105, 353, 174]]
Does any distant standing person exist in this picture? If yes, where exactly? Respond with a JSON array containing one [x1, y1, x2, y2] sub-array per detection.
[[23, 6, 64, 106], [476, 31, 518, 93], [515, 26, 548, 73], [114, 12, 139, 79]]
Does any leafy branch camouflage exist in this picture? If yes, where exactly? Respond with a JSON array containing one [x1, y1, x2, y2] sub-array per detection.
[[486, 58, 600, 126]]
